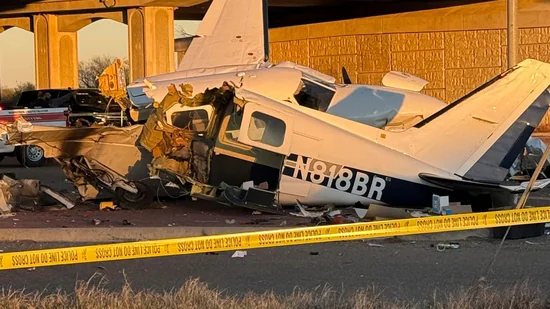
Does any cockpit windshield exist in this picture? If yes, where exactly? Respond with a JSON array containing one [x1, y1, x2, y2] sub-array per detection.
[[293, 78, 336, 112]]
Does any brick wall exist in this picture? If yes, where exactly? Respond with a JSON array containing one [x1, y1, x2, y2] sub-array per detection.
[[270, 28, 550, 103]]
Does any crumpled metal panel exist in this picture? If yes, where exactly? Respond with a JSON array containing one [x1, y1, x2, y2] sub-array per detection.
[[7, 125, 151, 181]]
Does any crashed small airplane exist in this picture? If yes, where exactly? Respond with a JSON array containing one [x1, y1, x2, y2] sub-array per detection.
[[3, 0, 550, 214]]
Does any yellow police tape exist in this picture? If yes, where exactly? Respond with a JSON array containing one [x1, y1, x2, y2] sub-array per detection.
[[2, 206, 550, 271]]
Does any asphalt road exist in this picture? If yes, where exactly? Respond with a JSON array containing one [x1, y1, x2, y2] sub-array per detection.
[[0, 157, 74, 192], [0, 236, 549, 301], [3, 155, 550, 302]]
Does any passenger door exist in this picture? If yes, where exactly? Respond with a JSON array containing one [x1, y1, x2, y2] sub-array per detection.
[[237, 102, 293, 155]]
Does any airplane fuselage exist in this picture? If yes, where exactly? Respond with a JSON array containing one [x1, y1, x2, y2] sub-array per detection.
[[129, 64, 447, 130], [144, 65, 455, 209]]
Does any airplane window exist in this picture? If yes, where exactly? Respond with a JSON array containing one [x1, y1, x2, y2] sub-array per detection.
[[247, 111, 286, 147], [171, 109, 209, 132], [294, 79, 335, 112]]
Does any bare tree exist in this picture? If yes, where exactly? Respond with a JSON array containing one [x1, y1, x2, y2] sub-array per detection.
[[0, 81, 35, 104], [79, 55, 129, 88]]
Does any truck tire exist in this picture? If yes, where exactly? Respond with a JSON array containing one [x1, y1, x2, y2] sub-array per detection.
[[16, 145, 47, 168]]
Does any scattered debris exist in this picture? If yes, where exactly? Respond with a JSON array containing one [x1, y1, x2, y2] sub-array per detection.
[[122, 219, 134, 226], [510, 137, 550, 178], [410, 211, 431, 218], [39, 186, 75, 210], [367, 243, 384, 248], [280, 220, 287, 226], [0, 174, 76, 214], [432, 195, 449, 215], [92, 219, 101, 225], [291, 201, 329, 218], [525, 241, 543, 245], [291, 201, 363, 225], [0, 181, 14, 214], [433, 243, 460, 251], [231, 251, 247, 258], [252, 211, 262, 215], [100, 201, 117, 211], [309, 252, 319, 256], [354, 208, 368, 219], [225, 219, 236, 224]]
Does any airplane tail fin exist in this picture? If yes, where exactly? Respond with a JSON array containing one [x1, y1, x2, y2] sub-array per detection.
[[411, 58, 550, 183]]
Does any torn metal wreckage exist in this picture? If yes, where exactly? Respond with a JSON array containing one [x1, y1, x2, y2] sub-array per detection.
[[0, 173, 75, 215], [3, 82, 298, 214]]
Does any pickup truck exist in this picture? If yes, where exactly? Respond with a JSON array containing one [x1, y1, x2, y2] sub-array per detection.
[[0, 106, 68, 167], [0, 88, 128, 167]]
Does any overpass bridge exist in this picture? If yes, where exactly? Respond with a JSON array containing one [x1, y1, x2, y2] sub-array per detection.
[[0, 0, 493, 89]]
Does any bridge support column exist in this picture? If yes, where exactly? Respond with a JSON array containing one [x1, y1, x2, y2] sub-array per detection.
[[33, 14, 78, 89], [127, 7, 175, 82]]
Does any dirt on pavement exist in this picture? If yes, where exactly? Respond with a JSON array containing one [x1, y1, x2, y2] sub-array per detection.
[[0, 199, 310, 229]]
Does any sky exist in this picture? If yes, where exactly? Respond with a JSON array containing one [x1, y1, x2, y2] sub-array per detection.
[[0, 19, 200, 88]]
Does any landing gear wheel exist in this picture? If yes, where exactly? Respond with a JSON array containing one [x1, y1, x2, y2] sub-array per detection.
[[115, 181, 153, 210], [16, 145, 46, 167]]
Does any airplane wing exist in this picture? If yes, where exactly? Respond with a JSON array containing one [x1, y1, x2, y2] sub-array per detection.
[[177, 0, 269, 72]]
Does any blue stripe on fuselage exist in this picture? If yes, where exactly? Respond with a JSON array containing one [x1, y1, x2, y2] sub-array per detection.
[[282, 154, 451, 207]]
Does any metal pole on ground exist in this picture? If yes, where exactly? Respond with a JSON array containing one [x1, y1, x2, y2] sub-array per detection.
[[507, 0, 518, 68]]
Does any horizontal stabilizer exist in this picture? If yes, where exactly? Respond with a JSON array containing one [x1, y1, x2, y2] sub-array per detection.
[[382, 71, 428, 92]]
